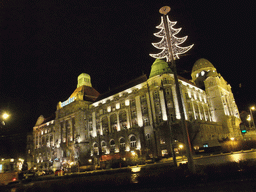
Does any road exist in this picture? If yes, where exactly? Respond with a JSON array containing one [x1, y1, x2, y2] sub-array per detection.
[[193, 150, 256, 165], [159, 149, 256, 166], [2, 150, 256, 191]]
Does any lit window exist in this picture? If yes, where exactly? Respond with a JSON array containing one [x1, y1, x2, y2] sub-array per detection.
[[125, 100, 130, 106], [130, 136, 136, 148]]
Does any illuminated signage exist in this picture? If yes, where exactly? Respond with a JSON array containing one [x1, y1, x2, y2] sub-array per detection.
[[61, 97, 75, 107]]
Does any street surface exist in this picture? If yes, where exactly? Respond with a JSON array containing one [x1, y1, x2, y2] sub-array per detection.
[[160, 149, 256, 166], [194, 150, 256, 165], [1, 150, 255, 191]]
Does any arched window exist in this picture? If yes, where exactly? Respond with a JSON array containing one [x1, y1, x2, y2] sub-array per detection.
[[119, 111, 127, 129], [101, 141, 107, 154], [93, 143, 98, 155], [110, 114, 117, 132], [110, 140, 115, 153], [119, 137, 126, 151], [130, 135, 136, 148]]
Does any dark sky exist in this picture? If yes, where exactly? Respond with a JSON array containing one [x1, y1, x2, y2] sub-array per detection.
[[0, 1, 255, 156]]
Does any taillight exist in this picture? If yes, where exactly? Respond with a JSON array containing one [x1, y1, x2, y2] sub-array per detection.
[[12, 178, 17, 181]]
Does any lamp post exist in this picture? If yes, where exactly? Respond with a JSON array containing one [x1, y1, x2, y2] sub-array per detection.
[[249, 106, 255, 129], [150, 6, 195, 173]]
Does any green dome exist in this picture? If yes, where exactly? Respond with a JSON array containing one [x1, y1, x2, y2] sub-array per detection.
[[149, 59, 172, 78]]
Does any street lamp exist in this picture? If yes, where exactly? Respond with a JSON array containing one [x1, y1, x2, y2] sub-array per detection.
[[2, 112, 10, 120], [150, 6, 195, 173], [179, 144, 184, 161], [249, 106, 255, 129], [1, 112, 10, 126], [179, 144, 184, 149]]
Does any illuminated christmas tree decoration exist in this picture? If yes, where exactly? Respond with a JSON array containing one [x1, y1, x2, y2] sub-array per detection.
[[150, 15, 194, 62]]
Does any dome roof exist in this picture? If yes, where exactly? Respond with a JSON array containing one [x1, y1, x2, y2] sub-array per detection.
[[149, 59, 172, 78], [192, 58, 215, 73]]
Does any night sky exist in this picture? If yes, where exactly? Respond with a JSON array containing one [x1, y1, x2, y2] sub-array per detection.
[[0, 0, 255, 157]]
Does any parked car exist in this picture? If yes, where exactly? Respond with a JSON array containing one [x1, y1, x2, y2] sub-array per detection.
[[54, 169, 64, 176]]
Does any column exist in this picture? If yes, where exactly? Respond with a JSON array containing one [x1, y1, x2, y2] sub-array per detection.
[[100, 117, 103, 135], [159, 89, 168, 121], [172, 85, 181, 119], [146, 92, 153, 126], [135, 95, 143, 127], [191, 100, 196, 120], [117, 112, 120, 131], [108, 116, 111, 133], [126, 109, 131, 128]]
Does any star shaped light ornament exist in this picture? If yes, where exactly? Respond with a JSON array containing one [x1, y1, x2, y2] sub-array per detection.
[[150, 6, 194, 62]]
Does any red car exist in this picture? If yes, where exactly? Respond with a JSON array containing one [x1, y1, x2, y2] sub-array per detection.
[[54, 169, 64, 176]]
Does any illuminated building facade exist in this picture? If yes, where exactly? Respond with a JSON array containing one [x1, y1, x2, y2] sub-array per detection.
[[33, 58, 242, 169]]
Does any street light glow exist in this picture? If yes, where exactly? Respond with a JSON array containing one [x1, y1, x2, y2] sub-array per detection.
[[2, 112, 10, 120]]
